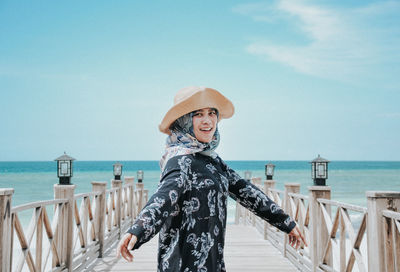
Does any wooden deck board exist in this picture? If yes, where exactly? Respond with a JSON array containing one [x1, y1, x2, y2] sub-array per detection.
[[90, 224, 298, 271]]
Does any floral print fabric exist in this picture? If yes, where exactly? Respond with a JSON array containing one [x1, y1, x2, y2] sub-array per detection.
[[128, 153, 296, 272]]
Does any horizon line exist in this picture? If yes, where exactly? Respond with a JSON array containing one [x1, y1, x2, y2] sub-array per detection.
[[1, 159, 400, 163]]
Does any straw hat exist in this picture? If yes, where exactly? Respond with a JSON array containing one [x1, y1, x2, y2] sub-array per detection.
[[159, 86, 235, 134]]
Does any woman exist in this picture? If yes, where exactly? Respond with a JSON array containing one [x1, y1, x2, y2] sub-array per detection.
[[117, 86, 306, 271]]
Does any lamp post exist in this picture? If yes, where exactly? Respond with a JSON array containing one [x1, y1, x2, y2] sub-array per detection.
[[244, 170, 252, 182], [310, 154, 330, 186], [113, 162, 123, 180], [137, 170, 144, 183], [54, 152, 75, 185], [265, 163, 275, 180]]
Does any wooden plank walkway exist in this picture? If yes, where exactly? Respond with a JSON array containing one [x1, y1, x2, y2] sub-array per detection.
[[90, 224, 297, 271]]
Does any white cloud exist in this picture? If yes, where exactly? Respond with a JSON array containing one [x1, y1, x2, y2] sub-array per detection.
[[278, 0, 344, 41], [235, 0, 400, 82]]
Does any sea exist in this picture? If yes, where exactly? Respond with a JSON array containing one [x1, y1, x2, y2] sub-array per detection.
[[1, 160, 399, 224]]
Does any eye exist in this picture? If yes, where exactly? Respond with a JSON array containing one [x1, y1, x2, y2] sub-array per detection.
[[193, 111, 202, 117]]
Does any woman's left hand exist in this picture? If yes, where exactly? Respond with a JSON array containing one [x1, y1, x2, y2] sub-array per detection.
[[116, 233, 137, 262], [288, 225, 307, 249]]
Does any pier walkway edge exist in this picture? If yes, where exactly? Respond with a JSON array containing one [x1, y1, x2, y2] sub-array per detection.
[[1, 177, 400, 271]]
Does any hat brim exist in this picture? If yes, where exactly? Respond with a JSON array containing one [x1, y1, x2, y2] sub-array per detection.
[[159, 88, 234, 134]]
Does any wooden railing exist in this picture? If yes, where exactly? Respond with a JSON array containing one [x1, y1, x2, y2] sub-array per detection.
[[316, 199, 368, 272], [382, 209, 400, 272], [287, 191, 310, 271], [10, 199, 69, 272], [0, 177, 148, 272], [72, 191, 103, 271], [2, 175, 399, 272], [235, 178, 400, 272]]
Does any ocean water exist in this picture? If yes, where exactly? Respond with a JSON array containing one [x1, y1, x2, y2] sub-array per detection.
[[1, 160, 399, 224]]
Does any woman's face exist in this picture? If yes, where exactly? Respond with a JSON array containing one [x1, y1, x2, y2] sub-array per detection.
[[192, 108, 218, 143]]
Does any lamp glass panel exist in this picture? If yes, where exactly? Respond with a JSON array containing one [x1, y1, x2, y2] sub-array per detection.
[[317, 163, 325, 177], [267, 166, 273, 175], [137, 171, 143, 180], [60, 161, 70, 176], [311, 164, 315, 179], [114, 166, 121, 176]]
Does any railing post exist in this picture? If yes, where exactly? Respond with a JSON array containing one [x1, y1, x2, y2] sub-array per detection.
[[124, 177, 135, 222], [54, 184, 75, 270], [251, 177, 262, 186], [264, 180, 276, 199], [251, 178, 261, 226], [112, 180, 123, 239], [234, 200, 241, 225], [91, 181, 107, 258], [0, 188, 14, 272], [136, 182, 144, 212], [263, 180, 276, 240], [284, 183, 300, 217], [366, 191, 400, 272], [283, 183, 300, 257], [144, 189, 149, 203], [309, 186, 331, 272]]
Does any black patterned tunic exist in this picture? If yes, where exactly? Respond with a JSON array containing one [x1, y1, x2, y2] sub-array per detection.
[[127, 154, 296, 272]]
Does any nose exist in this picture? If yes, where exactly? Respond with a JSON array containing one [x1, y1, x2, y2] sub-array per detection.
[[201, 114, 212, 124]]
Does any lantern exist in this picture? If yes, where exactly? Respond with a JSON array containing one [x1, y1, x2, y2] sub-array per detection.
[[113, 162, 123, 180], [54, 152, 76, 185], [265, 163, 275, 180], [137, 170, 144, 183], [311, 154, 330, 186]]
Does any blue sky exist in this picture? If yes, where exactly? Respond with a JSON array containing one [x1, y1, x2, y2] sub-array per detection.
[[1, 0, 399, 161]]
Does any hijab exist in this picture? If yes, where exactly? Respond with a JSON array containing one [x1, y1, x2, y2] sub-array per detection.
[[159, 109, 220, 171]]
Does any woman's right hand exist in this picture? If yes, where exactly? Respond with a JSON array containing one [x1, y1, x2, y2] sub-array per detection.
[[288, 225, 307, 249], [116, 233, 138, 262]]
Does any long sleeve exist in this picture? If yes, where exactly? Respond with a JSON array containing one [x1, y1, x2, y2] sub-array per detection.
[[225, 165, 296, 233], [127, 166, 184, 250]]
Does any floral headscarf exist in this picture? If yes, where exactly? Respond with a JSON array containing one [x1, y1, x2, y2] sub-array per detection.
[[159, 110, 220, 171]]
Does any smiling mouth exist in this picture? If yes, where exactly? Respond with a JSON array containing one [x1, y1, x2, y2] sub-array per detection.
[[200, 128, 213, 132]]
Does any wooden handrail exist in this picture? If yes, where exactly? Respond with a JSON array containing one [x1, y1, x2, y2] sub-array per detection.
[[269, 188, 284, 194], [105, 187, 118, 194], [317, 198, 367, 213], [288, 192, 309, 200], [74, 191, 102, 200], [235, 179, 400, 272], [3, 175, 399, 272], [11, 198, 68, 213], [382, 209, 400, 221], [0, 179, 147, 272]]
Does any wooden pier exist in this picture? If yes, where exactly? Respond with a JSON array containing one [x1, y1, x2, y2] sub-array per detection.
[[89, 224, 297, 272], [1, 177, 400, 272]]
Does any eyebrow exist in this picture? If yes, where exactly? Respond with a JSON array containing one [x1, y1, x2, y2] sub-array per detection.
[[192, 108, 218, 115]]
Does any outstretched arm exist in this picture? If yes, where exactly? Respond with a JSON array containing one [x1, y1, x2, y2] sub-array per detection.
[[224, 164, 307, 248], [225, 165, 295, 233]]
